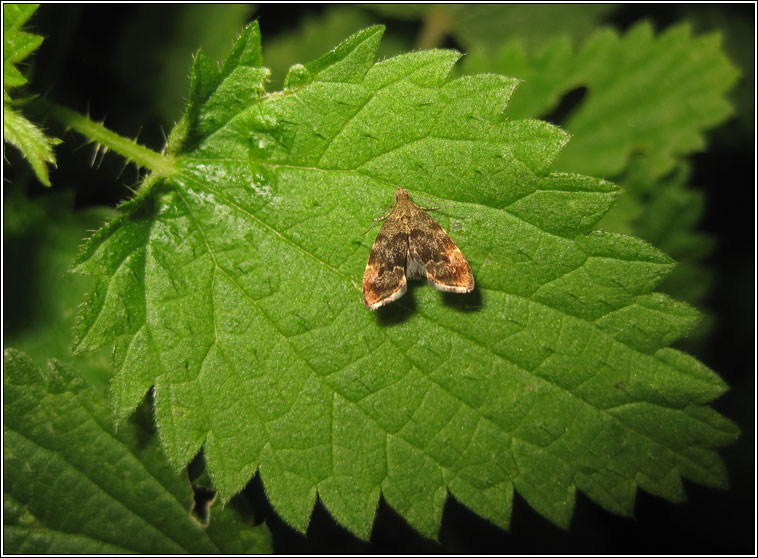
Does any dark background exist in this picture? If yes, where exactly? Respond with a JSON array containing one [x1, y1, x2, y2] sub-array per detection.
[[4, 4, 754, 554]]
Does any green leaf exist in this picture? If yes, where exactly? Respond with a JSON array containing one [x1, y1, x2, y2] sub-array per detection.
[[73, 23, 738, 539], [3, 4, 60, 187], [3, 4, 42, 89], [464, 22, 740, 178], [629, 165, 714, 303], [596, 158, 715, 344], [3, 348, 272, 554], [168, 21, 268, 156], [676, 4, 754, 136]]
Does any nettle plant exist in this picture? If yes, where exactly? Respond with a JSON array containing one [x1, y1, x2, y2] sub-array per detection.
[[4, 5, 740, 552]]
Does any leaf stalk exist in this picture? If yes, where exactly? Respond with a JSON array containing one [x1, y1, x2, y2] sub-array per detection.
[[39, 99, 175, 179]]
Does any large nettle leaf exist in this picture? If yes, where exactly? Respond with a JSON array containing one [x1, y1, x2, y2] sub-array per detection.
[[72, 24, 737, 539]]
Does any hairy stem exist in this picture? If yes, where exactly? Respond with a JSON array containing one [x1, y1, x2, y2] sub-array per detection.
[[40, 99, 175, 178]]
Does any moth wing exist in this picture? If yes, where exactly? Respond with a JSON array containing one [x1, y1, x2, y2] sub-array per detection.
[[409, 210, 475, 293], [362, 222, 409, 310]]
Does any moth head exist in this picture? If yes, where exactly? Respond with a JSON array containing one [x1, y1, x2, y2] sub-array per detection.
[[395, 188, 409, 202]]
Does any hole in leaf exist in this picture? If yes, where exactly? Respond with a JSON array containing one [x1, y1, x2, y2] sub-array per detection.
[[187, 451, 217, 527], [191, 486, 217, 526]]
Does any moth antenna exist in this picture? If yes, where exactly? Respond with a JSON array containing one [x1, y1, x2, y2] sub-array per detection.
[[362, 200, 395, 235], [361, 217, 384, 236]]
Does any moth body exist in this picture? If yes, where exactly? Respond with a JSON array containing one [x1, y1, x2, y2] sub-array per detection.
[[362, 188, 475, 310]]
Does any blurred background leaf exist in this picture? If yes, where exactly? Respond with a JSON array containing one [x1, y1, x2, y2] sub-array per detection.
[[3, 189, 114, 391]]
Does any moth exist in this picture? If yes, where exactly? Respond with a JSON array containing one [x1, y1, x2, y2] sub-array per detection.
[[362, 187, 475, 310]]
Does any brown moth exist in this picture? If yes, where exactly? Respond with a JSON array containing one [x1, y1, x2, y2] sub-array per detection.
[[362, 187, 475, 310]]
